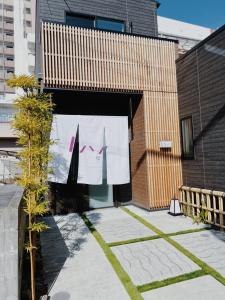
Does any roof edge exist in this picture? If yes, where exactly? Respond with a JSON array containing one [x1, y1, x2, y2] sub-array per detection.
[[40, 19, 179, 44], [176, 23, 225, 63]]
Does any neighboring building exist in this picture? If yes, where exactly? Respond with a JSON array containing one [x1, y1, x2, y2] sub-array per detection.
[[176, 24, 225, 191], [0, 0, 36, 151], [35, 0, 182, 211], [158, 16, 213, 55]]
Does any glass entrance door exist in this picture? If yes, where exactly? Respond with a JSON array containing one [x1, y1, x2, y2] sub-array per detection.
[[89, 180, 113, 209], [89, 136, 113, 209]]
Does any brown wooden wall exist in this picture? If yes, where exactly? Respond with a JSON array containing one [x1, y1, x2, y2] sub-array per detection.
[[130, 97, 149, 208], [176, 26, 225, 192], [144, 91, 182, 208], [41, 22, 182, 209]]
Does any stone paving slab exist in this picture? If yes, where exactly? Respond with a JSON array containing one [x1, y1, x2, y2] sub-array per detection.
[[126, 205, 209, 233], [142, 275, 225, 300], [40, 214, 130, 300], [172, 230, 225, 277], [111, 238, 200, 286], [86, 207, 156, 243]]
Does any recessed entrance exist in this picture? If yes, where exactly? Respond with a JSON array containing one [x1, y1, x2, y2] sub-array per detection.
[[47, 89, 142, 213]]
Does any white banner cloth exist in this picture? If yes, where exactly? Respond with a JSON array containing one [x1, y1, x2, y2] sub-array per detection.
[[77, 116, 104, 185], [105, 116, 130, 185], [48, 115, 130, 185], [48, 114, 78, 183]]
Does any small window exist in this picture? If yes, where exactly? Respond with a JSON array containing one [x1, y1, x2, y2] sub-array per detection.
[[5, 5, 13, 12], [25, 7, 31, 14], [181, 117, 194, 159], [66, 14, 94, 29], [26, 20, 32, 27], [66, 13, 125, 33], [96, 18, 125, 32]]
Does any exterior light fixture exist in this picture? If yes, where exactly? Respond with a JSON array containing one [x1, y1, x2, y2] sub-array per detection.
[[168, 196, 183, 216]]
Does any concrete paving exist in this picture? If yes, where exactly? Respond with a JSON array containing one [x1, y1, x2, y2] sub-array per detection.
[[40, 214, 130, 300], [172, 229, 225, 277], [126, 205, 209, 233], [112, 238, 200, 285], [142, 275, 225, 300], [86, 207, 156, 243], [40, 206, 225, 299]]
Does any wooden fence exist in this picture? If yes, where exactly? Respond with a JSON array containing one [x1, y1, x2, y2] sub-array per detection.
[[179, 186, 225, 229]]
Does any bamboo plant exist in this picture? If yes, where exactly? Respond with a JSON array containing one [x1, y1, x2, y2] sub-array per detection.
[[7, 75, 54, 300]]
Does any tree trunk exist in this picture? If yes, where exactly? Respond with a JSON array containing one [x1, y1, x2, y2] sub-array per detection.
[[29, 229, 35, 300], [28, 136, 36, 300]]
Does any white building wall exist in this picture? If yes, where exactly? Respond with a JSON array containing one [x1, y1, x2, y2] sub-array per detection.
[[14, 0, 35, 76], [14, 0, 27, 75], [14, 0, 35, 81], [0, 0, 35, 144], [158, 16, 213, 54]]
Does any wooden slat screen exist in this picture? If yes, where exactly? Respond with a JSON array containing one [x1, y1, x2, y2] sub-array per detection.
[[144, 91, 182, 208], [41, 22, 177, 93]]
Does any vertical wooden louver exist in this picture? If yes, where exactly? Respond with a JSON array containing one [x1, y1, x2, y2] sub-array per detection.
[[41, 22, 182, 209]]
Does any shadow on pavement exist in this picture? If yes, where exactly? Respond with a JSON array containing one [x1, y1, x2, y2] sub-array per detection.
[[40, 212, 102, 294]]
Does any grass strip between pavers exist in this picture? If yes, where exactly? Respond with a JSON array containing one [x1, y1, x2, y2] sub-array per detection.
[[137, 269, 206, 293], [108, 227, 210, 248], [167, 226, 211, 237], [121, 207, 225, 287], [108, 235, 160, 247], [81, 213, 144, 300]]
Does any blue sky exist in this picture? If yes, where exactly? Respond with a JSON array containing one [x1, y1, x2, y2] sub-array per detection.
[[158, 0, 225, 29]]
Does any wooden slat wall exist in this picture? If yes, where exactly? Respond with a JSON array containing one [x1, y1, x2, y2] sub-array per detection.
[[130, 99, 149, 209], [42, 22, 176, 93], [144, 91, 182, 208], [41, 22, 182, 209]]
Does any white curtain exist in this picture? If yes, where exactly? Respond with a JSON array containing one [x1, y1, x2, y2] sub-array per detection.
[[105, 116, 130, 184], [48, 115, 78, 184], [77, 116, 104, 185], [48, 115, 130, 185]]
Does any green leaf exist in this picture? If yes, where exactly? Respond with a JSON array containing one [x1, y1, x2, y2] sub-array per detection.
[[32, 201, 49, 216], [24, 242, 37, 253], [29, 222, 50, 232], [7, 74, 39, 91]]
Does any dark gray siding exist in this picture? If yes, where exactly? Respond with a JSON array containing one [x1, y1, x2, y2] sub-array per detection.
[[37, 0, 158, 36], [36, 0, 158, 76], [176, 26, 225, 191]]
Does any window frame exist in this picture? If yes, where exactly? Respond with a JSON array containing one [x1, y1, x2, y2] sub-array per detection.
[[95, 17, 125, 33], [180, 116, 195, 160], [65, 12, 126, 33], [25, 7, 31, 14], [66, 13, 95, 29], [26, 20, 32, 27]]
